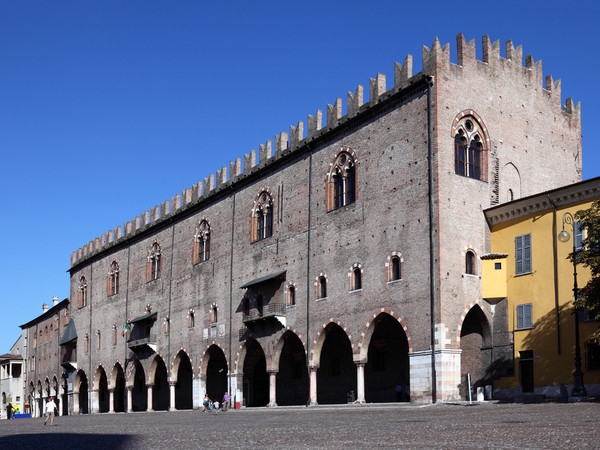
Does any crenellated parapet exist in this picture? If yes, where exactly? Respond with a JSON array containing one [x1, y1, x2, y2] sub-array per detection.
[[70, 33, 580, 268]]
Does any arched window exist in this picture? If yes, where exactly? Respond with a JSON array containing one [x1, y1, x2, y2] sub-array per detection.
[[107, 261, 119, 296], [84, 333, 89, 353], [465, 250, 476, 275], [327, 148, 357, 211], [252, 191, 273, 242], [146, 242, 161, 282], [112, 324, 118, 346], [287, 284, 296, 306], [350, 265, 362, 291], [188, 309, 195, 328], [453, 115, 488, 181], [210, 304, 218, 324], [318, 276, 327, 299], [96, 330, 101, 350], [391, 256, 401, 281], [193, 220, 211, 264], [78, 276, 88, 308]]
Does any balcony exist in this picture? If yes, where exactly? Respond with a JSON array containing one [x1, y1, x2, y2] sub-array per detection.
[[60, 344, 77, 370], [128, 333, 157, 351], [242, 302, 286, 326]]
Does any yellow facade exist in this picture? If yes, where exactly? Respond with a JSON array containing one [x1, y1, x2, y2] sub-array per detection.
[[483, 177, 600, 398]]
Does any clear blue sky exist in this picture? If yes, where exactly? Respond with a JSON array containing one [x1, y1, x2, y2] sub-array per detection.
[[1, 0, 599, 352]]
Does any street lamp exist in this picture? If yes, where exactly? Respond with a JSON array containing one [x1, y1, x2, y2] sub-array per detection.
[[557, 212, 587, 397]]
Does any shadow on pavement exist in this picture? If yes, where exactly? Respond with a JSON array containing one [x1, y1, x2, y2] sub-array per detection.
[[0, 433, 135, 449]]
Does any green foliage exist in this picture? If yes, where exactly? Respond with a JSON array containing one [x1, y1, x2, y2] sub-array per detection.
[[569, 200, 600, 339]]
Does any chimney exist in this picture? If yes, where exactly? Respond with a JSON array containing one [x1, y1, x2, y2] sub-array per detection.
[[52, 296, 59, 306], [42, 303, 49, 313]]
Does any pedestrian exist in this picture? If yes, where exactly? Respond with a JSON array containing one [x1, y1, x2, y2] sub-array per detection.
[[222, 392, 231, 411], [44, 397, 57, 426], [202, 394, 211, 412], [6, 403, 12, 420], [213, 400, 220, 414]]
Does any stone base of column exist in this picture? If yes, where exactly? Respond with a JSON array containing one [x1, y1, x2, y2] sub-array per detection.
[[409, 348, 462, 403]]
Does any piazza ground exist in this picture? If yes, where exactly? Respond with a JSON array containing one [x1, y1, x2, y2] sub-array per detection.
[[1, 402, 599, 449]]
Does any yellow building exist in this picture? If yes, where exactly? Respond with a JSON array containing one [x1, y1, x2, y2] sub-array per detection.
[[483, 177, 600, 399]]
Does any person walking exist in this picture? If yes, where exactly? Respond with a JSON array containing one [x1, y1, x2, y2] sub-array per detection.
[[6, 403, 13, 420], [44, 397, 57, 426], [222, 392, 231, 411]]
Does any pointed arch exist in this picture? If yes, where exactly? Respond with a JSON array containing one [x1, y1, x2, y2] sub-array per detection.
[[270, 327, 307, 372], [310, 319, 354, 367], [500, 162, 522, 202]]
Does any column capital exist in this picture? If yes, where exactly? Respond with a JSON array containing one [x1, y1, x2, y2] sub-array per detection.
[[169, 381, 176, 387]]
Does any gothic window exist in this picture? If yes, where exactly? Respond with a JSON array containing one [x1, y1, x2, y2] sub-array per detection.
[[252, 190, 273, 242], [387, 253, 403, 283], [33, 332, 37, 348], [193, 220, 211, 264], [465, 250, 476, 275], [287, 283, 296, 307], [317, 275, 327, 299], [96, 330, 101, 350], [188, 309, 195, 328], [146, 242, 161, 282], [327, 148, 357, 212], [210, 304, 218, 324], [452, 115, 488, 181], [107, 261, 119, 296], [78, 276, 88, 308], [350, 265, 362, 291]]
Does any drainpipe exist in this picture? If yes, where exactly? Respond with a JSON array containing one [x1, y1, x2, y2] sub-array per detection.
[[167, 224, 176, 373], [548, 195, 562, 354], [426, 76, 437, 403], [228, 190, 236, 395], [306, 147, 313, 376]]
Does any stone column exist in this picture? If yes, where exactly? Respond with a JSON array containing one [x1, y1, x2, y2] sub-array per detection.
[[126, 386, 133, 413], [91, 389, 99, 414], [109, 389, 115, 413], [147, 384, 153, 411], [169, 381, 176, 411], [309, 366, 318, 406], [267, 371, 277, 407], [58, 386, 65, 416], [355, 362, 366, 403], [73, 391, 79, 415]]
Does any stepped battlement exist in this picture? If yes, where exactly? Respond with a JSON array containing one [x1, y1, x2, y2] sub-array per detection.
[[70, 33, 579, 268]]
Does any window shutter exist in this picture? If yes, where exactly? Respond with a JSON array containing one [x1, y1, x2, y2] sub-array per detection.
[[146, 260, 152, 282], [107, 275, 111, 297], [515, 235, 523, 274], [523, 234, 531, 273], [192, 240, 199, 265], [516, 304, 524, 329], [524, 304, 532, 328], [575, 221, 584, 250]]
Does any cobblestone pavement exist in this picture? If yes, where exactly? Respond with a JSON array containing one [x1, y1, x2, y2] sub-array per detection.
[[1, 402, 599, 449]]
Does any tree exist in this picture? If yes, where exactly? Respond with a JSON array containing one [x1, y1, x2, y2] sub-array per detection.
[[570, 200, 600, 339]]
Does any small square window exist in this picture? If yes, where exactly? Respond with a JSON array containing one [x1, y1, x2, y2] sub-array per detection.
[[495, 262, 502, 270]]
